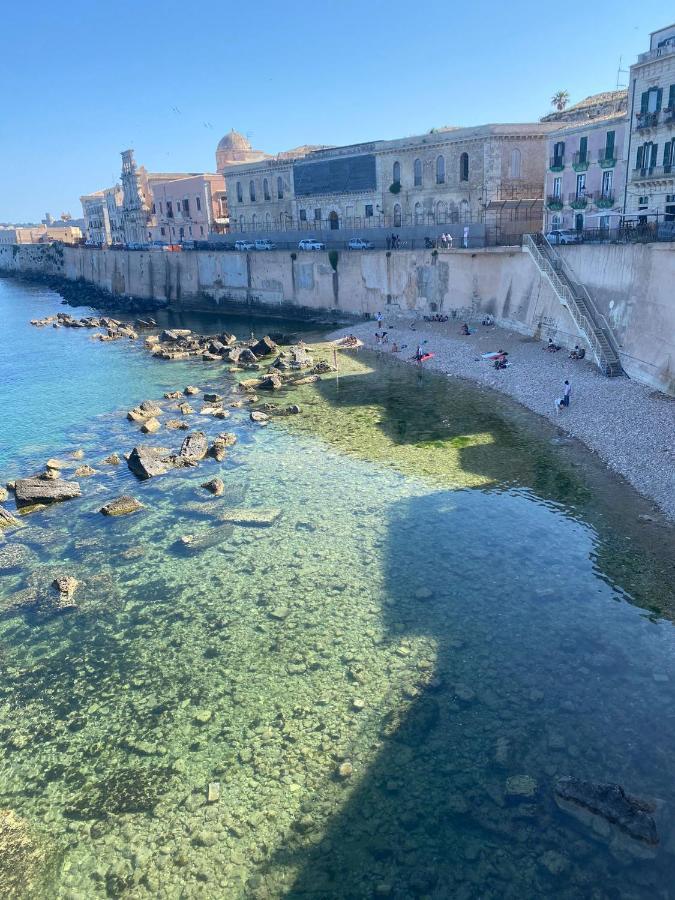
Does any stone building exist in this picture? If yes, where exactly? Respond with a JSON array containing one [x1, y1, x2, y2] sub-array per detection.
[[222, 123, 554, 241], [215, 129, 267, 172], [104, 185, 124, 246], [80, 191, 106, 245], [0, 224, 82, 245], [625, 23, 675, 220], [543, 93, 628, 232], [148, 173, 227, 243]]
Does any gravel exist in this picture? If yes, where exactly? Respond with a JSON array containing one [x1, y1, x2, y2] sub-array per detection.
[[331, 318, 675, 521]]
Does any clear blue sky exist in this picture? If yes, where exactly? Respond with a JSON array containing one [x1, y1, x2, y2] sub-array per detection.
[[0, 0, 669, 222]]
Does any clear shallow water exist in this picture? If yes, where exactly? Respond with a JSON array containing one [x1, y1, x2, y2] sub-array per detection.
[[1, 277, 675, 898]]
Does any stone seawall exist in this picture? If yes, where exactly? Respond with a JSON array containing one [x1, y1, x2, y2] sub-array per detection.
[[1, 241, 673, 392]]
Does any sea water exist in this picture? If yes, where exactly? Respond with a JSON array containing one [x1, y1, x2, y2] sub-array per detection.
[[0, 277, 674, 899]]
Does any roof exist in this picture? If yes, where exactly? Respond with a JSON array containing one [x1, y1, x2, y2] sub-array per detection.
[[217, 130, 252, 152], [541, 91, 627, 123]]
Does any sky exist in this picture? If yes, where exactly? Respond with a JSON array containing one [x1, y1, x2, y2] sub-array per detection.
[[0, 0, 670, 222]]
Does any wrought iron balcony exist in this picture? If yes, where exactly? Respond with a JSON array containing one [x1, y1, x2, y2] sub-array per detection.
[[567, 192, 592, 208], [664, 106, 675, 124], [598, 149, 617, 168], [546, 195, 563, 210], [636, 111, 659, 129], [572, 151, 589, 172], [549, 155, 565, 172], [595, 194, 615, 208]]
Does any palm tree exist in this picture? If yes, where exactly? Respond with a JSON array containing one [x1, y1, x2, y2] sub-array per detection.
[[551, 91, 570, 112]]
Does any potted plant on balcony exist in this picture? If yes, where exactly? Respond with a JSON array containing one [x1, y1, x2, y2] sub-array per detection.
[[570, 197, 588, 210], [546, 198, 563, 211], [596, 196, 614, 209]]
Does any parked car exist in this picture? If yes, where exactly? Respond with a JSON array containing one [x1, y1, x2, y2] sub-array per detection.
[[234, 240, 255, 251], [348, 238, 374, 250], [545, 229, 579, 245], [126, 242, 150, 251], [254, 239, 276, 251], [298, 239, 325, 251]]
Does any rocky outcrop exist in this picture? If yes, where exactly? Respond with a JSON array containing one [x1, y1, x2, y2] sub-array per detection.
[[74, 464, 96, 477], [179, 432, 208, 462], [250, 411, 269, 424], [140, 417, 161, 434], [51, 575, 79, 611], [258, 373, 283, 391], [251, 335, 278, 358], [208, 433, 237, 461], [14, 476, 81, 508], [554, 776, 658, 845], [126, 447, 173, 480], [100, 496, 144, 516]]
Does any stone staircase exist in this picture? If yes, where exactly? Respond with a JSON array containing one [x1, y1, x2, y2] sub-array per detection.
[[523, 233, 623, 377]]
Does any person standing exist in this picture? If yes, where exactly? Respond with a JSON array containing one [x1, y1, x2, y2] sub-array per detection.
[[562, 380, 571, 407], [376, 311, 383, 328]]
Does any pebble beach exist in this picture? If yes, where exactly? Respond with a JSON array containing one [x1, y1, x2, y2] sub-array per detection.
[[333, 317, 675, 521]]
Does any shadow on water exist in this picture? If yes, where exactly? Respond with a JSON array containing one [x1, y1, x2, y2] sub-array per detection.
[[257, 351, 675, 898]]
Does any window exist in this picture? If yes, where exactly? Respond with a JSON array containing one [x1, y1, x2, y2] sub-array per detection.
[[664, 140, 673, 171], [236, 182, 243, 203], [189, 226, 192, 236], [196, 196, 201, 212], [299, 209, 307, 222], [183, 199, 190, 216], [249, 180, 256, 202], [579, 136, 588, 163], [636, 142, 658, 171], [605, 131, 615, 159], [414, 158, 422, 187], [179, 226, 184, 238], [151, 202, 156, 214], [601, 169, 613, 197], [510, 148, 521, 178], [436, 200, 446, 222], [665, 193, 675, 222], [251, 214, 257, 229], [392, 161, 401, 185], [166, 200, 173, 218], [576, 173, 586, 197], [263, 178, 270, 201], [393, 203, 402, 227], [436, 155, 445, 184], [265, 213, 271, 228], [414, 202, 423, 224], [159, 201, 163, 214], [160, 227, 166, 236], [553, 176, 562, 198], [314, 208, 321, 221], [277, 176, 284, 199], [551, 214, 561, 229], [239, 215, 244, 229], [459, 152, 469, 181], [599, 216, 610, 230], [365, 204, 374, 217], [200, 225, 204, 235], [553, 141, 565, 163]]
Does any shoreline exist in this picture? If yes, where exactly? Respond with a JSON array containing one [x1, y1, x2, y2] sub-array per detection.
[[330, 318, 675, 522]]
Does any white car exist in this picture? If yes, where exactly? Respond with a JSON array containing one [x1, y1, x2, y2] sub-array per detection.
[[298, 239, 325, 251], [348, 238, 374, 250], [254, 239, 276, 250], [234, 240, 255, 251], [545, 229, 579, 245]]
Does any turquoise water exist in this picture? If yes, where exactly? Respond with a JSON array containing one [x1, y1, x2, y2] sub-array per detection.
[[1, 276, 675, 898]]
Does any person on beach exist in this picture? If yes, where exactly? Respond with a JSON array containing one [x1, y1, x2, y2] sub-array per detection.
[[376, 311, 383, 327], [562, 380, 571, 407], [391, 342, 399, 353], [381, 332, 389, 344], [461, 323, 470, 336], [374, 332, 382, 344]]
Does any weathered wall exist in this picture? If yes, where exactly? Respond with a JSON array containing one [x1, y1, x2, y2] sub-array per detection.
[[1, 241, 673, 392], [560, 242, 675, 392]]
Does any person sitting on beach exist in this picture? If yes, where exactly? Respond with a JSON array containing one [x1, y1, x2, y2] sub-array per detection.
[[545, 338, 561, 352], [569, 345, 580, 358], [381, 332, 389, 344], [374, 332, 382, 344], [461, 323, 470, 336], [391, 341, 399, 353]]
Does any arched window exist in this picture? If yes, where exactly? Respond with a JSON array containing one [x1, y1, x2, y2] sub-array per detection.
[[263, 178, 270, 201], [436, 200, 447, 223], [414, 202, 423, 224], [459, 199, 469, 222], [277, 176, 284, 199], [393, 161, 401, 185], [239, 215, 244, 230], [251, 214, 257, 229], [249, 180, 256, 202], [414, 158, 422, 187], [459, 153, 469, 182], [265, 212, 271, 228], [436, 155, 445, 184], [393, 203, 402, 227], [511, 148, 521, 178], [236, 182, 243, 203], [551, 214, 561, 229]]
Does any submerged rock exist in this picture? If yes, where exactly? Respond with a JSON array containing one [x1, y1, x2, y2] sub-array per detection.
[[178, 523, 234, 553], [0, 543, 33, 572], [102, 453, 121, 465], [219, 508, 281, 527], [0, 507, 21, 530], [14, 476, 81, 508], [0, 809, 59, 898], [51, 575, 79, 610], [74, 464, 96, 477], [100, 496, 144, 517], [127, 447, 173, 480], [179, 431, 208, 462], [554, 776, 658, 845], [505, 775, 538, 799]]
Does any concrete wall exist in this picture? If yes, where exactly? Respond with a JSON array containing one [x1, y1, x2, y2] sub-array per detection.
[[1, 241, 673, 393]]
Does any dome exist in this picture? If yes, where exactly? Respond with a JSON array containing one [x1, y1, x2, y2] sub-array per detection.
[[217, 130, 252, 153]]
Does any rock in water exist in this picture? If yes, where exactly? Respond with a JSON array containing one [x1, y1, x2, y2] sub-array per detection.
[[140, 417, 161, 434], [100, 496, 144, 517], [178, 523, 234, 553], [102, 453, 120, 465], [202, 478, 224, 496], [554, 776, 658, 845], [14, 476, 81, 508], [251, 335, 278, 358], [184, 385, 200, 395], [0, 507, 21, 529], [179, 432, 208, 462], [258, 373, 283, 391], [127, 447, 173, 480], [51, 575, 79, 610], [74, 465, 96, 477], [203, 392, 223, 403], [250, 411, 269, 424]]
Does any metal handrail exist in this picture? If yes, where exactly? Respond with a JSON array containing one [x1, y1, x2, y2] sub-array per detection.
[[523, 234, 616, 372]]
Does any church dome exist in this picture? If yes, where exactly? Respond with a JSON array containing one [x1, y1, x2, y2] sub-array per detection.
[[217, 130, 252, 153]]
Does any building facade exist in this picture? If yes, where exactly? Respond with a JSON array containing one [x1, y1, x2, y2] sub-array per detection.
[[80, 192, 106, 245], [625, 23, 675, 220], [544, 105, 628, 232], [0, 224, 82, 245], [148, 174, 227, 243], [222, 124, 554, 239]]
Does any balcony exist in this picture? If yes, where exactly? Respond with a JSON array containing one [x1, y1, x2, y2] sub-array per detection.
[[549, 155, 565, 172], [637, 41, 675, 64], [572, 151, 589, 172], [595, 194, 615, 209], [632, 165, 674, 181], [546, 195, 563, 210], [598, 149, 617, 168], [664, 107, 675, 124], [636, 111, 659, 130], [568, 192, 591, 209]]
